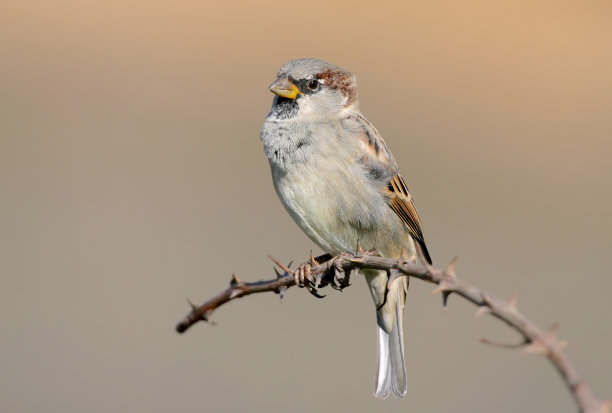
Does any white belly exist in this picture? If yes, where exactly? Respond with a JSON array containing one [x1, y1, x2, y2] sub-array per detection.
[[271, 158, 412, 258]]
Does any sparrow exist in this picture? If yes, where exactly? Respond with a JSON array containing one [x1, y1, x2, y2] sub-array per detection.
[[260, 58, 432, 398]]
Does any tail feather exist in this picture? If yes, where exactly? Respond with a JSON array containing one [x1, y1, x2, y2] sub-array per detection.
[[390, 296, 407, 397], [374, 283, 407, 398], [375, 323, 392, 398]]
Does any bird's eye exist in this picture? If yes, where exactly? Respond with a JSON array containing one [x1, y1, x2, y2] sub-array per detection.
[[307, 79, 319, 90]]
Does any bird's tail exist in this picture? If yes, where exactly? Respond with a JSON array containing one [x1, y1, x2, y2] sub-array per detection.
[[374, 280, 407, 399]]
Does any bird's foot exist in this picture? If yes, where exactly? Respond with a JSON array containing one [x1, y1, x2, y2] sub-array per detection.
[[329, 255, 351, 290], [294, 252, 328, 298]]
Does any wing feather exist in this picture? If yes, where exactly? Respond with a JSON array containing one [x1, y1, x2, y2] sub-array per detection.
[[351, 114, 433, 264]]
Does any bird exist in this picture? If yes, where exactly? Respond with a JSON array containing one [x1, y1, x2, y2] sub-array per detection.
[[260, 58, 432, 399]]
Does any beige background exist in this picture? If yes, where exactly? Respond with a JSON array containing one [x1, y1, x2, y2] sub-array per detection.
[[1, 1, 611, 412]]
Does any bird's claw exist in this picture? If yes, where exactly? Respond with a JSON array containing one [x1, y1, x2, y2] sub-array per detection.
[[329, 256, 350, 290], [293, 253, 349, 297], [294, 262, 326, 298], [294, 262, 312, 288]]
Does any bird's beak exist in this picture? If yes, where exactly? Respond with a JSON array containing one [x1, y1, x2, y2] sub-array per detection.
[[269, 77, 300, 99]]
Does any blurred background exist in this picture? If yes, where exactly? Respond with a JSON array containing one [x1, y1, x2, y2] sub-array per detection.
[[1, 1, 611, 412]]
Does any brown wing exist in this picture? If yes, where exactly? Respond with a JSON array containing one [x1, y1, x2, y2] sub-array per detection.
[[385, 174, 432, 264], [351, 114, 433, 264]]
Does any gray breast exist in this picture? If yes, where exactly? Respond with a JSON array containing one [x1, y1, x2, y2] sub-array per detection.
[[261, 116, 324, 169]]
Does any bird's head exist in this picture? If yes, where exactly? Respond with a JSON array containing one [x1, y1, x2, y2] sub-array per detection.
[[269, 58, 358, 118]]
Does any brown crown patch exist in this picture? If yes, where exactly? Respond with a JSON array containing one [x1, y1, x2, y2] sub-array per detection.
[[317, 69, 357, 106]]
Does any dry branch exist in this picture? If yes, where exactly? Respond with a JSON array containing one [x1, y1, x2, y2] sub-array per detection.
[[175, 249, 610, 413]]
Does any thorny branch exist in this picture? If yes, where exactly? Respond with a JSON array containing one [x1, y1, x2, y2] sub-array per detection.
[[175, 247, 610, 413]]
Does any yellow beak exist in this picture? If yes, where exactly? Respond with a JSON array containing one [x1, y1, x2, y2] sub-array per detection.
[[269, 77, 300, 99]]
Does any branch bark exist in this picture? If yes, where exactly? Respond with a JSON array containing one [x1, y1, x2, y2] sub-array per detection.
[[175, 250, 610, 413]]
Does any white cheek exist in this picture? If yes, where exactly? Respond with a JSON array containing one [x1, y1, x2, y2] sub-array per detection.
[[297, 96, 320, 116], [297, 90, 347, 118], [297, 98, 314, 115]]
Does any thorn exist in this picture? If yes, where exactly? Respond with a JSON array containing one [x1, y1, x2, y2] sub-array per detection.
[[431, 280, 452, 296], [441, 291, 451, 309], [230, 273, 242, 286], [186, 298, 197, 310], [273, 267, 283, 278], [506, 293, 518, 312], [547, 323, 560, 336], [277, 286, 287, 300], [356, 239, 364, 255], [474, 305, 491, 317], [268, 255, 293, 275], [481, 293, 495, 308], [544, 323, 569, 350], [446, 256, 458, 278], [309, 250, 319, 266], [199, 310, 214, 325], [523, 323, 568, 355]]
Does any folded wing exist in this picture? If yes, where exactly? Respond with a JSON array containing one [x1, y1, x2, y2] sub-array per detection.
[[350, 114, 433, 264]]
